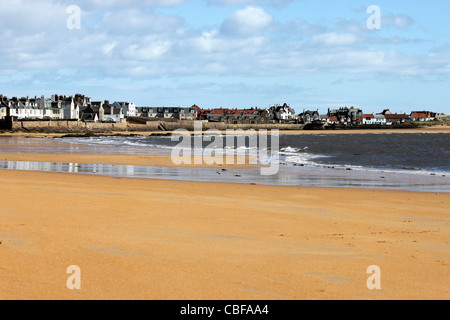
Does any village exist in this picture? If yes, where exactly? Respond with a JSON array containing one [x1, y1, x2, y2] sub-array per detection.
[[0, 93, 447, 131]]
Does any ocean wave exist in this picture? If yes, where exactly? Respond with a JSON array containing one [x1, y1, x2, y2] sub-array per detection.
[[65, 137, 174, 150], [283, 153, 327, 166], [279, 146, 309, 155], [285, 159, 449, 177]]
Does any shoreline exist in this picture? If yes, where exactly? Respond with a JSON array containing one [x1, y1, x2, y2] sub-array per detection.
[[1, 135, 449, 193], [1, 169, 449, 299], [1, 154, 449, 194]]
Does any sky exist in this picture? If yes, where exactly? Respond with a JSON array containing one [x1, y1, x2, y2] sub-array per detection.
[[0, 0, 449, 114]]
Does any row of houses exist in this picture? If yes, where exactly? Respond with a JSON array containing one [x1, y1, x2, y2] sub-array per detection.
[[361, 110, 438, 125], [361, 110, 410, 125], [0, 93, 442, 126], [0, 94, 136, 123], [0, 94, 201, 123], [191, 103, 296, 124], [136, 106, 198, 120], [135, 103, 296, 124], [325, 107, 438, 126]]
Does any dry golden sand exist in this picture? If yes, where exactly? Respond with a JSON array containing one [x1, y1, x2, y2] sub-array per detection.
[[0, 169, 449, 300]]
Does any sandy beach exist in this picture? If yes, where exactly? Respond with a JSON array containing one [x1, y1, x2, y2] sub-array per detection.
[[3, 0, 449, 303], [1, 168, 449, 300]]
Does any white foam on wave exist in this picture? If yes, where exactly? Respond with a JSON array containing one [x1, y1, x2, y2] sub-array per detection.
[[65, 136, 174, 150], [284, 153, 327, 166], [286, 156, 450, 177], [279, 146, 309, 155]]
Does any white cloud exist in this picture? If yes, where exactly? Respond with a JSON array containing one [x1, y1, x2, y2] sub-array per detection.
[[101, 9, 182, 33], [311, 32, 359, 47], [102, 42, 117, 56], [0, 1, 67, 35], [393, 15, 414, 28], [145, 0, 187, 6], [209, 0, 292, 8], [221, 6, 273, 36], [75, 0, 188, 9], [382, 14, 415, 28], [0, 0, 448, 93], [122, 39, 172, 60]]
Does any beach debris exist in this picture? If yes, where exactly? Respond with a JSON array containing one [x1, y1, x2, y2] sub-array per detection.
[[235, 175, 241, 177], [221, 169, 227, 172], [402, 166, 420, 170]]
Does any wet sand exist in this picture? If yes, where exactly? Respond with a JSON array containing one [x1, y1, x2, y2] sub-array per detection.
[[0, 154, 258, 168], [0, 169, 449, 300]]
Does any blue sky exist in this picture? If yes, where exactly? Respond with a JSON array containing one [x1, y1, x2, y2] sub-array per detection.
[[0, 0, 449, 114]]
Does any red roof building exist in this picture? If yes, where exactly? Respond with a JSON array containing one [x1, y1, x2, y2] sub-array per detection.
[[411, 112, 428, 119], [328, 116, 339, 123], [411, 111, 436, 121], [384, 113, 411, 124]]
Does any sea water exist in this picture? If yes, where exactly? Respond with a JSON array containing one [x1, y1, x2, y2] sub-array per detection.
[[0, 133, 449, 192]]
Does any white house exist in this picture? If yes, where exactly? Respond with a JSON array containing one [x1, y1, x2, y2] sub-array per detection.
[[363, 114, 374, 125], [327, 116, 339, 125], [102, 102, 124, 123], [363, 113, 386, 125], [112, 102, 136, 117], [136, 106, 197, 120], [8, 97, 44, 120], [60, 97, 80, 120], [178, 107, 197, 120], [37, 96, 64, 120], [411, 111, 436, 122], [269, 103, 296, 122], [147, 107, 160, 118]]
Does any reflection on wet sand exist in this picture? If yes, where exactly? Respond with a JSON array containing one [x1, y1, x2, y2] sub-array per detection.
[[1, 160, 449, 193]]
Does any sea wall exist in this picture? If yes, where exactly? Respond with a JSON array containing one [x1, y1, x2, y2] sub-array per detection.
[[9, 119, 304, 132], [144, 120, 305, 131], [11, 120, 128, 132]]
